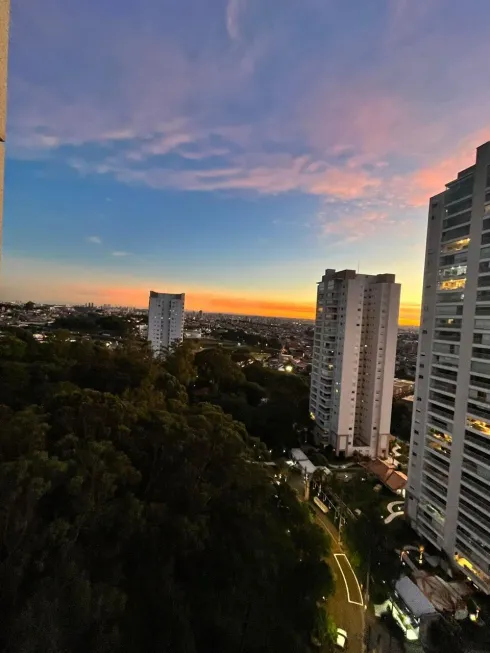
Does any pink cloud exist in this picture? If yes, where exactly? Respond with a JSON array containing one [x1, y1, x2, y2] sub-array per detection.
[[71, 151, 382, 202], [399, 128, 490, 206], [318, 210, 392, 242]]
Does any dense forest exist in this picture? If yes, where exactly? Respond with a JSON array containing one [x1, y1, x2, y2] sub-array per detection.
[[0, 330, 334, 652]]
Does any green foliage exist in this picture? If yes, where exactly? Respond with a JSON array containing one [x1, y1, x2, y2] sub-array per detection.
[[0, 334, 332, 652], [390, 400, 413, 441], [191, 355, 313, 452], [51, 313, 134, 337], [212, 327, 282, 350]]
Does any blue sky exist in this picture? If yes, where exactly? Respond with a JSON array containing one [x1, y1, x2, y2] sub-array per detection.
[[2, 0, 490, 321]]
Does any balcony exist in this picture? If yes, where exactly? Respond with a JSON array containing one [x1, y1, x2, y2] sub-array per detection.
[[422, 474, 448, 502], [473, 349, 490, 362], [418, 522, 441, 549], [433, 342, 460, 356], [423, 463, 449, 486], [456, 536, 490, 574], [459, 498, 490, 530], [438, 278, 466, 291], [458, 514, 490, 546], [426, 447, 451, 470], [436, 292, 465, 304], [428, 403, 454, 422], [434, 331, 461, 343], [471, 360, 490, 377], [430, 379, 457, 395], [440, 237, 470, 253], [431, 367, 458, 383], [468, 403, 490, 422], [460, 478, 490, 508], [454, 552, 490, 594], [457, 528, 490, 565], [421, 485, 447, 512], [478, 275, 490, 289], [462, 462, 490, 487], [464, 444, 490, 469]]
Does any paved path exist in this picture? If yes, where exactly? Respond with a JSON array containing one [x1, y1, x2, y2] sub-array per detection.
[[384, 500, 405, 524], [288, 474, 365, 653], [313, 508, 365, 653]]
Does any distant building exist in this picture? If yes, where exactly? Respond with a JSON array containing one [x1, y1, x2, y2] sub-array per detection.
[[393, 379, 415, 398], [147, 291, 185, 356], [310, 269, 401, 458], [407, 142, 490, 595]]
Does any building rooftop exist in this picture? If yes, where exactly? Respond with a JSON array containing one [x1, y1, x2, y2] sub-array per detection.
[[395, 576, 437, 618]]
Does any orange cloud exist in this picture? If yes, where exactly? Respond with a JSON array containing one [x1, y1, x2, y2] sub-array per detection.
[[405, 129, 490, 206]]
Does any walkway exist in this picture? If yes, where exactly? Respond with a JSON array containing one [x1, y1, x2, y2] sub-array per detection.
[[384, 500, 405, 524], [288, 473, 365, 653]]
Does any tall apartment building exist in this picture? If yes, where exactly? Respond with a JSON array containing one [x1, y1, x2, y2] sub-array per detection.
[[406, 142, 490, 595], [147, 291, 185, 356], [309, 269, 400, 458], [0, 0, 10, 259]]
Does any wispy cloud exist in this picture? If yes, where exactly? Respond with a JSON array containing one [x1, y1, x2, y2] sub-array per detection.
[[111, 251, 130, 257], [226, 0, 243, 41], [86, 235, 102, 245], [8, 0, 490, 236], [318, 209, 392, 243]]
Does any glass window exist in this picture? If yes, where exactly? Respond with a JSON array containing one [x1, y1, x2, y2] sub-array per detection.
[[441, 224, 471, 243], [438, 278, 466, 291], [443, 211, 471, 230], [440, 238, 470, 254]]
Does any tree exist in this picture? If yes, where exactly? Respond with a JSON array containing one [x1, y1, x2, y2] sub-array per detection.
[[0, 333, 334, 652], [390, 400, 413, 441], [23, 301, 35, 311]]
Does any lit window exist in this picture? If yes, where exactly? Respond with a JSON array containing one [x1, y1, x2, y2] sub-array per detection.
[[438, 278, 466, 291]]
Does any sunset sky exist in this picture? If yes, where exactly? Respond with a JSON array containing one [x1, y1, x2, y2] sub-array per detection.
[[2, 0, 490, 324]]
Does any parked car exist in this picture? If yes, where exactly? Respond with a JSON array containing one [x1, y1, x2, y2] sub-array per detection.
[[335, 627, 348, 650]]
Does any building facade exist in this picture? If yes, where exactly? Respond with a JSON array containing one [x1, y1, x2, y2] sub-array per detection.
[[147, 291, 185, 356], [0, 0, 9, 260], [310, 269, 400, 458], [406, 142, 490, 594]]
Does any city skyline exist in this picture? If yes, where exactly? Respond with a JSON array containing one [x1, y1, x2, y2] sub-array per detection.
[[2, 0, 490, 324]]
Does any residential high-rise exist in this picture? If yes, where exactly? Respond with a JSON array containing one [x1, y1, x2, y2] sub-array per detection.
[[407, 142, 490, 595], [310, 269, 400, 458], [0, 0, 10, 259], [147, 291, 185, 356]]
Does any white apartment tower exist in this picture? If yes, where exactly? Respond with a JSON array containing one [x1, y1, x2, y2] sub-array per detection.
[[310, 269, 400, 458], [407, 142, 490, 595], [148, 291, 185, 356]]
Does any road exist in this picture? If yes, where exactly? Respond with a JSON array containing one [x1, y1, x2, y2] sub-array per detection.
[[288, 474, 365, 653], [314, 508, 365, 653]]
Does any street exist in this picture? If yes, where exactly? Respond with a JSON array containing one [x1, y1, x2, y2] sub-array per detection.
[[288, 473, 364, 653], [314, 507, 365, 653]]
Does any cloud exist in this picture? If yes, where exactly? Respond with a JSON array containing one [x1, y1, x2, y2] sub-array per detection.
[[226, 0, 243, 41], [68, 150, 383, 204], [318, 209, 392, 242], [9, 0, 490, 241], [111, 251, 130, 257], [86, 235, 102, 244]]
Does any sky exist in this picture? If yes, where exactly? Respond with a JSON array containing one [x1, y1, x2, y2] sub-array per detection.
[[1, 0, 490, 324]]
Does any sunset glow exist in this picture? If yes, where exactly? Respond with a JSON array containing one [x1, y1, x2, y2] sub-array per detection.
[[2, 1, 489, 324]]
